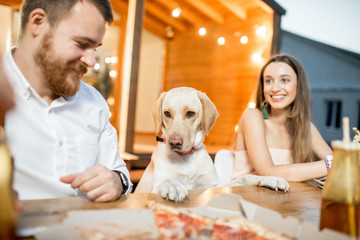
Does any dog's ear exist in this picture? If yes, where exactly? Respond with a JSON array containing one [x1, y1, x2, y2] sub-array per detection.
[[198, 91, 219, 135], [152, 92, 166, 136]]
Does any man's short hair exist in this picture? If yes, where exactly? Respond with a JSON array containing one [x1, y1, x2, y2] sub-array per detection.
[[20, 0, 113, 36]]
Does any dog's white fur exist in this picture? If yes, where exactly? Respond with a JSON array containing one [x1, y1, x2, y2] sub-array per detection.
[[135, 87, 289, 202]]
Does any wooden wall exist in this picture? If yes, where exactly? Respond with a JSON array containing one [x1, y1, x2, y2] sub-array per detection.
[[163, 8, 274, 147]]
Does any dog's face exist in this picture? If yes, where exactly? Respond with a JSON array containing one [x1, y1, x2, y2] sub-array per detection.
[[153, 87, 218, 153]]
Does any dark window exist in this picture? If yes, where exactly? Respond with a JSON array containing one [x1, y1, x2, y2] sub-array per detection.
[[326, 101, 333, 126], [325, 100, 342, 129], [358, 102, 360, 129]]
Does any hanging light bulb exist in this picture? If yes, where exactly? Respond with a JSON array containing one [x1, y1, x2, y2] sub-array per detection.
[[166, 26, 174, 39], [248, 102, 256, 108], [93, 63, 100, 70], [240, 35, 248, 44], [110, 56, 118, 63], [198, 27, 206, 36], [105, 57, 111, 64], [252, 53, 262, 62], [234, 124, 239, 133], [109, 70, 117, 78], [172, 7, 181, 18], [217, 37, 225, 45], [256, 25, 267, 37], [107, 96, 115, 106]]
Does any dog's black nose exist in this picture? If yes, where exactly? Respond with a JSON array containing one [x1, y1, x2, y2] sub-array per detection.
[[169, 136, 183, 149]]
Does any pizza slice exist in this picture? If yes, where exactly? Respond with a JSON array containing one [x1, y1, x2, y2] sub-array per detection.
[[212, 217, 292, 240], [178, 209, 213, 238], [150, 203, 212, 240], [150, 203, 292, 240]]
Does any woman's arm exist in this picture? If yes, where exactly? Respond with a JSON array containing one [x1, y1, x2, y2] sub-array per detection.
[[237, 109, 329, 182], [311, 122, 333, 160]]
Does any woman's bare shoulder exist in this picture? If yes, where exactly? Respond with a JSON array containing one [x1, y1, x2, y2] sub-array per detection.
[[237, 108, 267, 153], [238, 108, 265, 135], [240, 108, 263, 123]]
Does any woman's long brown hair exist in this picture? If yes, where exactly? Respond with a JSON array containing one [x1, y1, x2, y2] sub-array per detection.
[[256, 54, 312, 163]]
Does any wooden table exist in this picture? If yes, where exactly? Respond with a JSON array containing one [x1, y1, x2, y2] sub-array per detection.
[[18, 181, 322, 239]]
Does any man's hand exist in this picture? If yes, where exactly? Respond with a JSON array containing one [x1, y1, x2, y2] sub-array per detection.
[[60, 164, 123, 202]]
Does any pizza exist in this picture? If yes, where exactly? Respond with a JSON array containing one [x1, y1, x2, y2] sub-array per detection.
[[212, 217, 292, 240], [150, 203, 292, 240], [151, 202, 212, 239]]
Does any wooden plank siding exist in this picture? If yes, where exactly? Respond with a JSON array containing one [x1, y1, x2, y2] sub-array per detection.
[[163, 10, 274, 147], [0, 0, 285, 152]]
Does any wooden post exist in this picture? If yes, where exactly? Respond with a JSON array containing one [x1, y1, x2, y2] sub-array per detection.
[[119, 0, 145, 154], [271, 12, 282, 55]]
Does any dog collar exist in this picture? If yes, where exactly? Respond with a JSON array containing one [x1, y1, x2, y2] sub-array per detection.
[[156, 136, 166, 143], [156, 136, 201, 155], [175, 147, 200, 155]]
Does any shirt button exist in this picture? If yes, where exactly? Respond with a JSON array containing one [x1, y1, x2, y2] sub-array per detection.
[[23, 91, 29, 98], [59, 141, 63, 146]]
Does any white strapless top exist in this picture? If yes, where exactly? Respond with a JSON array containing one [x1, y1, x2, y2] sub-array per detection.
[[232, 148, 293, 179]]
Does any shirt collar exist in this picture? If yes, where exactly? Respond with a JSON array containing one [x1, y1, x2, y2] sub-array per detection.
[[4, 47, 32, 100]]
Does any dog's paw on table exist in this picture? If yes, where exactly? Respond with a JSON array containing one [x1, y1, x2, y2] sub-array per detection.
[[257, 176, 290, 192], [158, 179, 189, 202], [227, 175, 290, 192]]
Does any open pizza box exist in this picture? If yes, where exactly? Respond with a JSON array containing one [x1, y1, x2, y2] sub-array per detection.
[[32, 193, 355, 240]]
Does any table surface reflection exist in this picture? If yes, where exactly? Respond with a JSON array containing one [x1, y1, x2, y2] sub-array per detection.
[[18, 181, 322, 239]]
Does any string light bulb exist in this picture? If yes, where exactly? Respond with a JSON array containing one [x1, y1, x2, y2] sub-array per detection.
[[217, 37, 225, 45], [105, 57, 111, 64], [256, 25, 267, 37], [93, 63, 100, 70], [172, 7, 181, 18], [248, 102, 256, 108], [110, 56, 118, 63], [240, 36, 248, 44], [107, 96, 115, 106], [109, 70, 117, 78], [198, 27, 206, 36], [234, 124, 239, 133], [252, 53, 262, 62]]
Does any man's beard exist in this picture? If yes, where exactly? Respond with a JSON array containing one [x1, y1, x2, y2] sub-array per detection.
[[34, 31, 88, 97]]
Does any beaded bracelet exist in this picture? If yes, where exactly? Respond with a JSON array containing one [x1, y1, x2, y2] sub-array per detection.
[[324, 155, 333, 172]]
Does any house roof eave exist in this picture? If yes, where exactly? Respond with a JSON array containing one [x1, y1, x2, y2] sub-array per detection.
[[262, 0, 286, 15]]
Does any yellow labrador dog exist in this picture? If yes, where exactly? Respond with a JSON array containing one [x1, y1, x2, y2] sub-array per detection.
[[135, 87, 289, 201]]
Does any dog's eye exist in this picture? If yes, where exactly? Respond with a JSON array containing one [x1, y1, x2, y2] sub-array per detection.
[[186, 111, 195, 118], [164, 111, 171, 117]]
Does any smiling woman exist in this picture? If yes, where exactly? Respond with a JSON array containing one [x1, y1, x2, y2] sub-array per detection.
[[216, 54, 333, 183]]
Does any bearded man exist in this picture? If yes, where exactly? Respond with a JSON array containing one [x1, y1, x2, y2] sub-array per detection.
[[2, 0, 132, 202]]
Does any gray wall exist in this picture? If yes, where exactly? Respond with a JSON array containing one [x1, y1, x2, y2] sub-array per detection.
[[280, 31, 360, 144]]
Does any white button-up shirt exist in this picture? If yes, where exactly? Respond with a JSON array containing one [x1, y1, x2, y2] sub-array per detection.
[[3, 49, 132, 200]]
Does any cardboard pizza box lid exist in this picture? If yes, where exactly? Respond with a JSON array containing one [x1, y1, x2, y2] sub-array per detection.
[[34, 193, 356, 240], [206, 193, 355, 240]]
